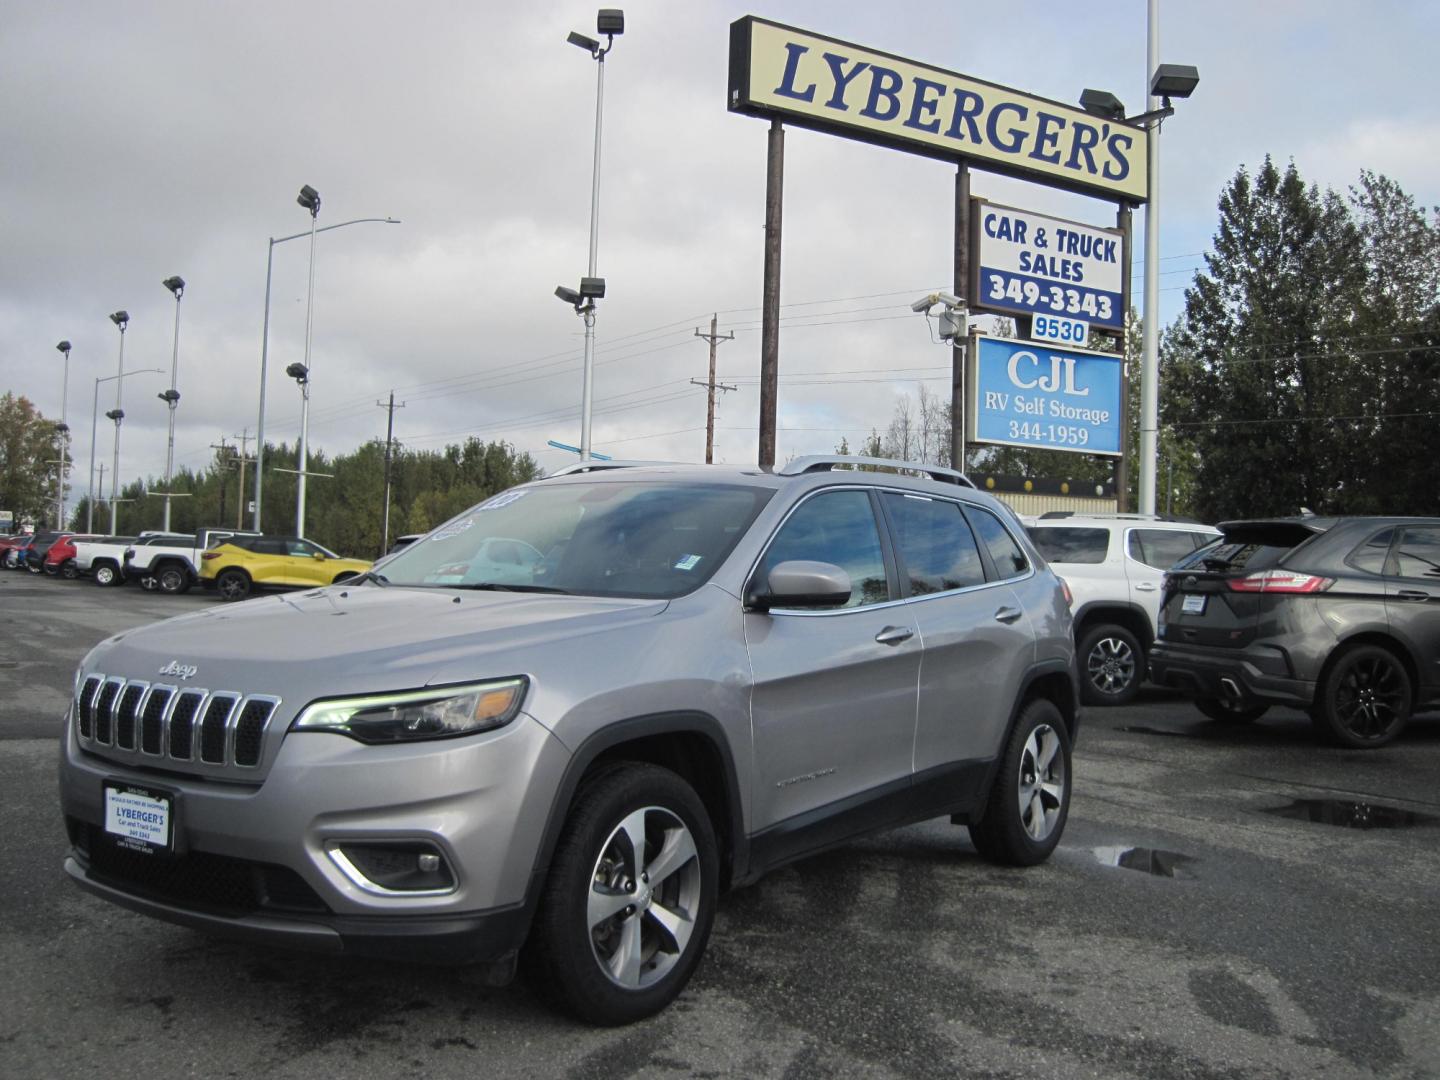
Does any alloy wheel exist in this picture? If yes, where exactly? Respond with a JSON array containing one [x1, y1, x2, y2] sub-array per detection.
[[587, 805, 701, 990], [1334, 654, 1406, 741], [1087, 637, 1136, 696], [1017, 723, 1066, 842]]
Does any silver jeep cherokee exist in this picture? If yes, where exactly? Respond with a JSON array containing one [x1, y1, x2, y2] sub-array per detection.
[[59, 456, 1079, 1024]]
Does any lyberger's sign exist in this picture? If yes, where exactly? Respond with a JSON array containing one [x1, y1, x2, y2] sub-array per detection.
[[729, 17, 1148, 203]]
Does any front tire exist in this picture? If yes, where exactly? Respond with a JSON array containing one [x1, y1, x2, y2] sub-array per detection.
[[1194, 697, 1269, 724], [1078, 623, 1145, 706], [215, 569, 252, 602], [527, 763, 718, 1025], [1311, 644, 1411, 748], [969, 698, 1072, 866]]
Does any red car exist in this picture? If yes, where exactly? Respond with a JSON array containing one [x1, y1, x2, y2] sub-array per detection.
[[45, 534, 99, 578], [1, 534, 34, 569]]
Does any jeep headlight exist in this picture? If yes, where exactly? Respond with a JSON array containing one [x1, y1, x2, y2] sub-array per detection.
[[291, 678, 528, 744]]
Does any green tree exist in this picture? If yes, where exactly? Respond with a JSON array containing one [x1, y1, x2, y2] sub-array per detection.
[[0, 392, 66, 529]]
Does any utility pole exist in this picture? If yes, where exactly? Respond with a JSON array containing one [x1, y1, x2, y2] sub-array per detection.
[[95, 463, 107, 524], [231, 428, 256, 529], [211, 438, 233, 527], [376, 392, 406, 555], [691, 315, 736, 465]]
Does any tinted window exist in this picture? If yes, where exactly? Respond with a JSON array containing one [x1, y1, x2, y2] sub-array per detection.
[[252, 538, 288, 556], [1173, 540, 1289, 573], [1027, 526, 1109, 564], [761, 490, 889, 609], [969, 507, 1029, 579], [1130, 529, 1205, 570], [883, 493, 985, 595], [1394, 527, 1440, 580], [1347, 529, 1393, 576]]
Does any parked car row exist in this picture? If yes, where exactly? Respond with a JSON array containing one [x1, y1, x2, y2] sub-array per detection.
[[1025, 511, 1440, 748], [3, 526, 371, 602]]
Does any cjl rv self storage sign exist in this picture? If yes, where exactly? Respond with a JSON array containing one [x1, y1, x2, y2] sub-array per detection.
[[970, 201, 1124, 330], [967, 334, 1123, 456]]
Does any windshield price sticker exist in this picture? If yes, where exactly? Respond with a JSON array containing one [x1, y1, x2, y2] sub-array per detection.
[[971, 202, 1124, 329], [104, 784, 173, 852], [1032, 314, 1089, 345]]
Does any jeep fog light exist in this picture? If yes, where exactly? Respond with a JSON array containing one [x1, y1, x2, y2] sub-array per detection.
[[292, 678, 528, 743], [330, 842, 456, 895]]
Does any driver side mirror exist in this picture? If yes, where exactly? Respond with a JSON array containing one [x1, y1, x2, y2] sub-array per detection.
[[747, 560, 852, 611], [313, 552, 326, 560]]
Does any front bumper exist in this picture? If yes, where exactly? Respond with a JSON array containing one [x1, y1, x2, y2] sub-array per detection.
[[1148, 640, 1314, 707], [59, 708, 571, 964]]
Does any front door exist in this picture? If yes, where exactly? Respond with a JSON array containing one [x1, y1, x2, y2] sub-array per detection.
[[1386, 525, 1440, 697], [744, 489, 919, 832]]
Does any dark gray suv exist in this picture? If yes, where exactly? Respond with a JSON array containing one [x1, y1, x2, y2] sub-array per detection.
[[59, 456, 1078, 1024], [1150, 516, 1440, 747]]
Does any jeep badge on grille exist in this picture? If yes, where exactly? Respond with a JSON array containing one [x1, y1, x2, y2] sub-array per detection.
[[158, 660, 199, 680]]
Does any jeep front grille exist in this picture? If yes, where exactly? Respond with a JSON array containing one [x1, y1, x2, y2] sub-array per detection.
[[75, 675, 279, 771]]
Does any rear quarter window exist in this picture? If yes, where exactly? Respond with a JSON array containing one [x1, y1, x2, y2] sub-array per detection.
[[1026, 526, 1110, 564]]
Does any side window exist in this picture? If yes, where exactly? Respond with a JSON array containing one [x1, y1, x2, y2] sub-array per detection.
[[1347, 528, 1393, 576], [1130, 528, 1205, 571], [967, 506, 1030, 579], [254, 539, 287, 557], [883, 492, 986, 595], [759, 490, 890, 609], [1393, 527, 1440, 580], [286, 540, 318, 558]]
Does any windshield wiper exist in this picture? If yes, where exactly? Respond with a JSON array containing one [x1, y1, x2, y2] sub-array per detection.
[[452, 583, 571, 594], [357, 570, 390, 586]]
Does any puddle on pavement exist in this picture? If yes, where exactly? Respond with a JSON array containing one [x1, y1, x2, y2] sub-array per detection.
[[1092, 846, 1195, 877], [1263, 799, 1437, 830]]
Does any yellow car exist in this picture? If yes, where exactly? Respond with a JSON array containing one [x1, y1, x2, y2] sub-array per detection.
[[200, 535, 372, 602]]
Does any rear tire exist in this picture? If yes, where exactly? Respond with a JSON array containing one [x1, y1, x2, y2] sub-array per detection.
[[526, 763, 718, 1025], [1311, 644, 1411, 749], [93, 562, 120, 587], [969, 698, 1072, 866], [156, 565, 191, 595], [216, 569, 252, 602], [61, 560, 79, 580], [1078, 623, 1145, 706], [1194, 697, 1269, 724]]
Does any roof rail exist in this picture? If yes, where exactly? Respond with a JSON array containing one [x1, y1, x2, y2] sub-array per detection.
[[544, 459, 683, 478], [778, 455, 976, 489], [1037, 511, 1205, 524]]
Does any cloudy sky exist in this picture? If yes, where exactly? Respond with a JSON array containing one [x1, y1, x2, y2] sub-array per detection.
[[3, 0, 1437, 502]]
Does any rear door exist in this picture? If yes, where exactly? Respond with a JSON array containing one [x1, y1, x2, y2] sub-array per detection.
[[1158, 521, 1325, 649], [1125, 528, 1216, 640], [1385, 525, 1440, 695]]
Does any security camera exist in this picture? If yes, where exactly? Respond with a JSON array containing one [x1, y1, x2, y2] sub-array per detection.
[[554, 285, 582, 306], [937, 292, 962, 308], [910, 294, 937, 313]]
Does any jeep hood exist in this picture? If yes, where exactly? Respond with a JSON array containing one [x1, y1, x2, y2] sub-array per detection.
[[81, 585, 669, 709]]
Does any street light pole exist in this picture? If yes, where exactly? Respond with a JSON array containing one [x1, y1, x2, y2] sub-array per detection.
[[106, 311, 129, 534], [294, 185, 320, 539], [160, 276, 186, 531], [87, 367, 162, 533], [1139, 0, 1161, 516], [55, 341, 71, 530], [566, 10, 624, 460], [253, 214, 399, 533]]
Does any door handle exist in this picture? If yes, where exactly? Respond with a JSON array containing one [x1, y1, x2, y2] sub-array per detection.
[[1397, 589, 1432, 602], [994, 606, 1023, 624], [874, 625, 914, 646], [1135, 582, 1158, 592]]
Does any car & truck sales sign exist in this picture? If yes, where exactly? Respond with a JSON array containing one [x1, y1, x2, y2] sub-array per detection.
[[968, 334, 1123, 456], [970, 200, 1124, 330], [728, 17, 1149, 203]]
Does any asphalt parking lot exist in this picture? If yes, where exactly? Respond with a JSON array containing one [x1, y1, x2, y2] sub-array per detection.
[[2, 571, 1437, 1079]]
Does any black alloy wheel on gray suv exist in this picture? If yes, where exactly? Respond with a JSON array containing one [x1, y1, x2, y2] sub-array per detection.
[[1149, 517, 1440, 748]]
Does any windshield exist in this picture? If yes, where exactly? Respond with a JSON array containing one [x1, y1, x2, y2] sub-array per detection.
[[377, 481, 773, 598]]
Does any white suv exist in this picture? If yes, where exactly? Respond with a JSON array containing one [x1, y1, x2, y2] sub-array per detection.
[[1024, 514, 1219, 705]]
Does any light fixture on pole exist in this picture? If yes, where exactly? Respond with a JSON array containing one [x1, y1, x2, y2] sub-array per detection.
[[564, 8, 624, 460], [1135, 20, 1199, 514], [293, 184, 321, 539], [106, 310, 129, 533], [157, 276, 186, 530], [87, 366, 162, 533], [252, 214, 399, 533], [54, 341, 72, 530]]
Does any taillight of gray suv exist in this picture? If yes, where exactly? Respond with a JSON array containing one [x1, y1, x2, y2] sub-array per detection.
[[1150, 516, 1440, 747], [58, 456, 1079, 1024]]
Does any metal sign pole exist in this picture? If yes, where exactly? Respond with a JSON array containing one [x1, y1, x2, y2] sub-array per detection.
[[759, 119, 784, 468], [951, 163, 971, 471], [1115, 203, 1134, 511]]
